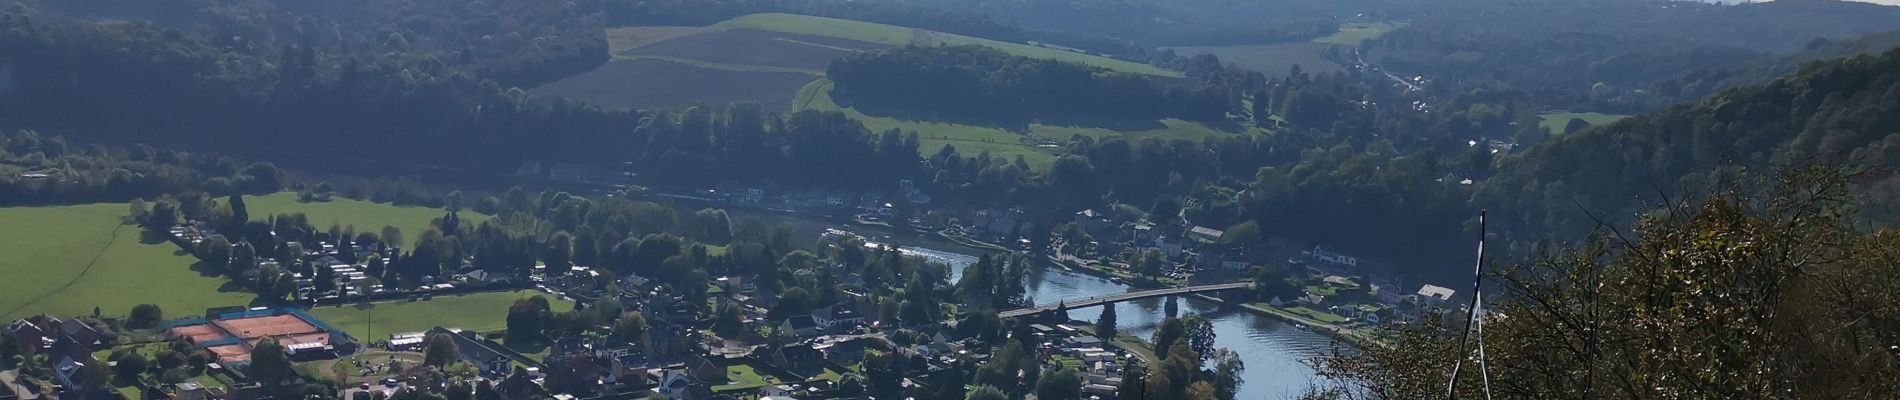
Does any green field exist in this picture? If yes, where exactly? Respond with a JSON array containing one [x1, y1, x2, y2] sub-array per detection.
[[713, 363, 787, 392], [245, 192, 486, 233], [714, 13, 1181, 77], [795, 79, 1252, 170], [1538, 111, 1629, 134], [1168, 43, 1345, 76], [0, 203, 257, 320], [308, 290, 572, 341], [794, 79, 1057, 169], [612, 54, 825, 75], [607, 26, 705, 54], [1315, 22, 1406, 46]]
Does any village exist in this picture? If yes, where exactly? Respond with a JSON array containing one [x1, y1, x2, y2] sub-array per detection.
[[0, 178, 1468, 400]]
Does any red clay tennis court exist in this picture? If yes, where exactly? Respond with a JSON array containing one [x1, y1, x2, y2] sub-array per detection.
[[211, 314, 322, 340], [207, 344, 252, 363], [169, 324, 233, 343]]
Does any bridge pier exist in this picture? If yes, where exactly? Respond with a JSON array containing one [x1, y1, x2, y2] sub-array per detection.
[[1164, 295, 1179, 318]]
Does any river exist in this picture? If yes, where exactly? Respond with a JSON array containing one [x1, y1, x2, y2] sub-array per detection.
[[711, 206, 1338, 398], [913, 246, 1337, 399]]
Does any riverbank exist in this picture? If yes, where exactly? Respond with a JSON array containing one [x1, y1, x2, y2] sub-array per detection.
[[1190, 294, 1385, 348]]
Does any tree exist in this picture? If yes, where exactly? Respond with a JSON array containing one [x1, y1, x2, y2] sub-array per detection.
[[114, 353, 149, 380], [382, 226, 405, 248], [248, 339, 297, 385], [1152, 317, 1185, 357], [613, 312, 648, 344], [1209, 348, 1244, 400], [129, 304, 163, 329], [1181, 315, 1217, 364], [1035, 366, 1083, 400], [1221, 220, 1261, 245], [201, 235, 233, 269], [713, 302, 743, 337], [1096, 304, 1119, 342], [444, 191, 464, 212], [545, 231, 574, 275], [424, 333, 459, 367], [77, 359, 111, 390], [965, 385, 1007, 400], [231, 241, 258, 274], [1562, 117, 1591, 134], [506, 296, 552, 341], [1134, 248, 1165, 279]]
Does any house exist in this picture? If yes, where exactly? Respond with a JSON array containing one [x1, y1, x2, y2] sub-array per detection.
[[59, 320, 102, 347], [431, 327, 511, 376], [1152, 238, 1184, 258], [770, 345, 825, 377], [808, 304, 863, 332], [6, 319, 47, 356], [1306, 246, 1360, 268], [685, 355, 724, 383], [779, 315, 819, 338], [1418, 285, 1456, 306], [53, 356, 86, 393], [542, 354, 603, 395], [458, 270, 514, 285], [655, 369, 709, 400], [1074, 209, 1114, 234], [819, 339, 869, 365], [1188, 226, 1224, 242]]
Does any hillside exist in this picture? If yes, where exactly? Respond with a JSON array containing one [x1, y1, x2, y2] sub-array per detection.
[[1673, 30, 1900, 99], [1477, 47, 1900, 248], [713, 13, 1181, 77]]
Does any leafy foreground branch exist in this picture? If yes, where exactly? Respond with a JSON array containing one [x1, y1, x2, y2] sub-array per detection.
[[1304, 165, 1900, 399]]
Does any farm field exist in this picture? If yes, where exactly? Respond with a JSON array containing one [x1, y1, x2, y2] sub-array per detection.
[[607, 26, 705, 54], [1538, 111, 1629, 134], [0, 203, 256, 320], [1168, 43, 1345, 76], [626, 29, 886, 71], [713, 13, 1181, 77], [245, 192, 484, 234], [795, 79, 1254, 171], [534, 58, 821, 111], [308, 290, 572, 341], [1315, 21, 1407, 46]]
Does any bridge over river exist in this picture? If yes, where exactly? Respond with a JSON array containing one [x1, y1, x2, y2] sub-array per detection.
[[998, 282, 1254, 319]]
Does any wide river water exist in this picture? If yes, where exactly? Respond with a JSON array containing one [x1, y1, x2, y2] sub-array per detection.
[[908, 246, 1337, 399], [707, 206, 1339, 398]]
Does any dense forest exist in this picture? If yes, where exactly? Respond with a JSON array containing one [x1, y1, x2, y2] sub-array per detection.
[[1476, 48, 1900, 256], [827, 46, 1232, 127], [1362, 0, 1900, 112], [21, 0, 609, 87]]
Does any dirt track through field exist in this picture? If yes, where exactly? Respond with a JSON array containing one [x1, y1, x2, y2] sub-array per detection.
[[0, 223, 127, 318]]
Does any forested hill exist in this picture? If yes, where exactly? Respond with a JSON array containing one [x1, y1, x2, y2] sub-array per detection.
[[1671, 30, 1900, 101], [15, 0, 609, 87], [1477, 48, 1900, 251]]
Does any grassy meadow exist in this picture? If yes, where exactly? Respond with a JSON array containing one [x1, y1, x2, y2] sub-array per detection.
[[0, 203, 255, 320], [714, 13, 1181, 77], [1315, 22, 1407, 46], [795, 79, 1256, 171], [246, 192, 485, 234], [308, 290, 573, 340], [1538, 111, 1629, 134]]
